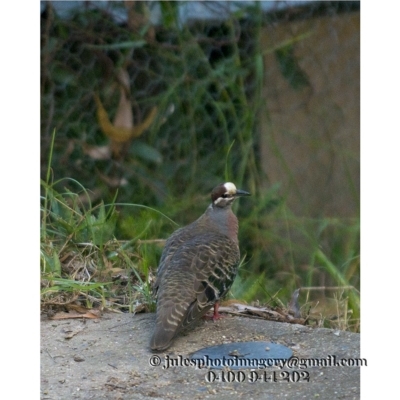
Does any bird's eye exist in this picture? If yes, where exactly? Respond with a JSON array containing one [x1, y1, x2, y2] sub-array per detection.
[[222, 193, 229, 198]]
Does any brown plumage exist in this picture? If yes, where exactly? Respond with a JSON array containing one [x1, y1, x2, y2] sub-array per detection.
[[150, 182, 250, 351]]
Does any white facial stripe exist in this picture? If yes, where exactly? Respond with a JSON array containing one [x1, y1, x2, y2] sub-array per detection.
[[214, 197, 224, 205], [223, 182, 237, 195], [214, 195, 234, 205]]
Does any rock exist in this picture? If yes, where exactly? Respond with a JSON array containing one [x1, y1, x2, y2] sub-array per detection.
[[41, 313, 361, 399]]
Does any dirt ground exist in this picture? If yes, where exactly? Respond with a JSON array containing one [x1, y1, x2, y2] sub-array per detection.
[[41, 312, 361, 399]]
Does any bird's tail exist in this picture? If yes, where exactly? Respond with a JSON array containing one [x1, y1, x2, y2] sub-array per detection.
[[150, 326, 176, 351]]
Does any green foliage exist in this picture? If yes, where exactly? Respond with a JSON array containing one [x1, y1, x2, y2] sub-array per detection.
[[40, 177, 160, 312], [40, 2, 360, 330], [40, 131, 160, 312], [41, 1, 266, 205], [42, 182, 117, 246], [275, 44, 310, 90]]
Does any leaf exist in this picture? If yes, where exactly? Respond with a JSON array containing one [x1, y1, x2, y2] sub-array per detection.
[[94, 92, 158, 148], [113, 68, 133, 130], [275, 44, 310, 90], [131, 141, 163, 164], [83, 145, 111, 160], [85, 40, 147, 50], [94, 93, 134, 143], [51, 309, 101, 323]]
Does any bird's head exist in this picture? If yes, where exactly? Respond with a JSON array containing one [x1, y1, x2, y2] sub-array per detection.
[[211, 182, 250, 208]]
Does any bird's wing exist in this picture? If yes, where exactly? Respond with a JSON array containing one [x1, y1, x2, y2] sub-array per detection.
[[152, 226, 187, 294], [150, 233, 239, 351]]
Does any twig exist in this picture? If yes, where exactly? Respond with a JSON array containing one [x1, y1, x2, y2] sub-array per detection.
[[300, 286, 359, 294]]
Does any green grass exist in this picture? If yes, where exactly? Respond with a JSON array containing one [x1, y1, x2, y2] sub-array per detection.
[[41, 173, 359, 331], [40, 180, 159, 313], [40, 3, 360, 331], [40, 132, 158, 314]]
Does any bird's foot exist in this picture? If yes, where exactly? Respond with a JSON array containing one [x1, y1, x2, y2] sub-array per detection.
[[204, 303, 226, 322], [203, 312, 226, 321]]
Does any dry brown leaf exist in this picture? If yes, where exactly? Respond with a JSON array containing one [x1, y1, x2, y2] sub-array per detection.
[[94, 93, 134, 143], [94, 93, 158, 143], [66, 304, 90, 314], [50, 309, 101, 321], [82, 144, 111, 160], [113, 68, 133, 130], [51, 311, 81, 320]]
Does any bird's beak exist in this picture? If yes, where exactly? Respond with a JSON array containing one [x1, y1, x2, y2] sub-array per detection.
[[235, 189, 251, 197]]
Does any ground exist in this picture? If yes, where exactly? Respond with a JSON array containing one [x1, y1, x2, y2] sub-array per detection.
[[41, 313, 361, 399]]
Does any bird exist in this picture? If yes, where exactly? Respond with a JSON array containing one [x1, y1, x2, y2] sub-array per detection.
[[150, 182, 250, 351]]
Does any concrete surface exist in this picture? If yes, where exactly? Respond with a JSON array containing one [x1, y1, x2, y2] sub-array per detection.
[[41, 313, 361, 399]]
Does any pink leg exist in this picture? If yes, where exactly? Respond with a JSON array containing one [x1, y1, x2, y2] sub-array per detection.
[[212, 302, 224, 320], [204, 302, 226, 321]]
